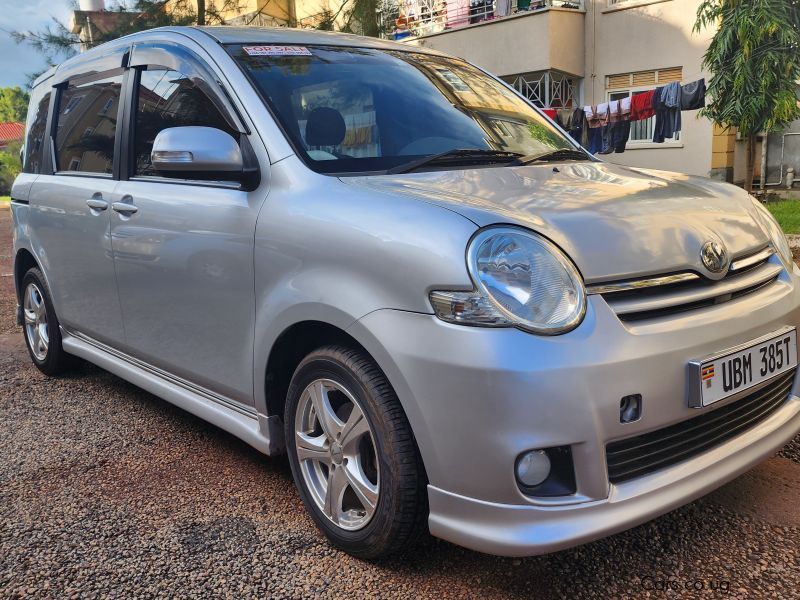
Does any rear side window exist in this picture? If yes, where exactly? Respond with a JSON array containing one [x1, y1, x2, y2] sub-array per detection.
[[134, 68, 237, 176], [23, 87, 51, 174], [54, 74, 123, 174]]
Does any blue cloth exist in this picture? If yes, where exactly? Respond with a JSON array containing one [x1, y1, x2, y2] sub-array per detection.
[[587, 127, 603, 154], [653, 82, 681, 143]]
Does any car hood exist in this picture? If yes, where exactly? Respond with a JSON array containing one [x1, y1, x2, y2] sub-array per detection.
[[340, 161, 770, 283]]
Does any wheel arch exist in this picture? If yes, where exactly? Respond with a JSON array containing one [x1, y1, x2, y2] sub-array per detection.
[[259, 315, 431, 481], [263, 319, 370, 421], [14, 248, 40, 303]]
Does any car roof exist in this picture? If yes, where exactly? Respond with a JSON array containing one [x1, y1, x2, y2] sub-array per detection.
[[39, 26, 446, 88], [193, 26, 442, 55]]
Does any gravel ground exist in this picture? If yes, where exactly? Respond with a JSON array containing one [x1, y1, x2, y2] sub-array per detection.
[[1, 206, 799, 599]]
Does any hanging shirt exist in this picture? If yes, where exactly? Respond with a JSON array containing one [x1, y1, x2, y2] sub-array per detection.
[[653, 82, 681, 142], [620, 96, 631, 117], [587, 103, 609, 128], [680, 79, 706, 110], [495, 0, 511, 17], [630, 90, 655, 121], [569, 107, 588, 147]]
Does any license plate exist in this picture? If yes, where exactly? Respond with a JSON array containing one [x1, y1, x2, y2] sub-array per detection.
[[689, 327, 797, 408]]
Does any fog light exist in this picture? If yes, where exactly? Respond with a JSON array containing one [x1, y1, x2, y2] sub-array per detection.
[[515, 449, 551, 487], [620, 394, 642, 423]]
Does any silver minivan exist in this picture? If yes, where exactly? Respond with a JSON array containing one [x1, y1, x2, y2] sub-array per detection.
[[11, 26, 800, 559]]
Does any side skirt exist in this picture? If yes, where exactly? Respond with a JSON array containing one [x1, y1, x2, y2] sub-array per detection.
[[61, 328, 284, 455]]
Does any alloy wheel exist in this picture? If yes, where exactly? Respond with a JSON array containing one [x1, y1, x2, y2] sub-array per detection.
[[23, 282, 49, 361], [294, 378, 380, 531]]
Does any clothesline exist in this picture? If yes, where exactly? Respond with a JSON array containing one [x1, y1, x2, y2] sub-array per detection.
[[542, 78, 707, 155]]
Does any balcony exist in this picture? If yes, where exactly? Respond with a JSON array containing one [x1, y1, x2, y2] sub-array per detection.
[[394, 0, 585, 98], [386, 0, 584, 40]]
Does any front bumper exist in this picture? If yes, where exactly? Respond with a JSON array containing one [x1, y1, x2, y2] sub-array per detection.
[[426, 397, 800, 556], [348, 265, 800, 556]]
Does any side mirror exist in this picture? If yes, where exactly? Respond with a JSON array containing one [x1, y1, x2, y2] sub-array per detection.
[[151, 126, 244, 180]]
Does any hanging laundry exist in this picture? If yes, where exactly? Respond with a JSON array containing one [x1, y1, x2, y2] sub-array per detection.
[[680, 78, 706, 110], [586, 104, 609, 154], [542, 108, 557, 120], [620, 96, 631, 119], [587, 127, 603, 155], [653, 82, 681, 143], [630, 89, 655, 121], [555, 108, 574, 130], [612, 120, 631, 153], [569, 106, 588, 148], [586, 103, 610, 129], [495, 0, 511, 17]]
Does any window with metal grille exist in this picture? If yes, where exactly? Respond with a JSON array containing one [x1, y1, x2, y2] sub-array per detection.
[[606, 67, 682, 144], [503, 70, 578, 108]]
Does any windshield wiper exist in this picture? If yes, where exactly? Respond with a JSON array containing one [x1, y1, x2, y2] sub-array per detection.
[[511, 148, 590, 165], [386, 148, 523, 174]]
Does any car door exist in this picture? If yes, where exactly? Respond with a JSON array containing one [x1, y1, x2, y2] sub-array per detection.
[[110, 42, 267, 406], [27, 57, 128, 346]]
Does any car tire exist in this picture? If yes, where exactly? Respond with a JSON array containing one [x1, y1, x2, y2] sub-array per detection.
[[20, 268, 73, 376], [284, 345, 427, 560]]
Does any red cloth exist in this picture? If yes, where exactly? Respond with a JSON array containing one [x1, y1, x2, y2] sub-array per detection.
[[630, 90, 655, 121], [542, 108, 557, 120]]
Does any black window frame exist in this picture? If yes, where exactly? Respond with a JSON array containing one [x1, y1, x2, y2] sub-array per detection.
[[121, 41, 252, 188], [50, 66, 127, 179]]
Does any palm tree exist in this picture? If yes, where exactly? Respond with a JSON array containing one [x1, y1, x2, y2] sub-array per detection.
[[694, 0, 800, 193]]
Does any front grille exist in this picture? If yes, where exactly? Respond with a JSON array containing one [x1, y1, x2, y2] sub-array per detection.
[[606, 369, 795, 484], [589, 246, 782, 322]]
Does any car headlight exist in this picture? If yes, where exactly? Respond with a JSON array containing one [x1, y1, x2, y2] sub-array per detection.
[[430, 227, 586, 334], [751, 197, 793, 267]]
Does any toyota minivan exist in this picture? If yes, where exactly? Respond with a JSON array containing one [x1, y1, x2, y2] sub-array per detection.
[[11, 26, 800, 559]]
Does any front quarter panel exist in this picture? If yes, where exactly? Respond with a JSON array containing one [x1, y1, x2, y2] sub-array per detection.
[[252, 156, 478, 411]]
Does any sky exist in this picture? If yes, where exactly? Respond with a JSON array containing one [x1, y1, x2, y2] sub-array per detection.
[[0, 0, 73, 89]]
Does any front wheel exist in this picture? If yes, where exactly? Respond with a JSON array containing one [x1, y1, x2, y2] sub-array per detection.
[[284, 346, 426, 559]]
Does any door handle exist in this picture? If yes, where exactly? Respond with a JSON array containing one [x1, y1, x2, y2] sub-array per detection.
[[86, 198, 108, 211], [112, 202, 138, 215]]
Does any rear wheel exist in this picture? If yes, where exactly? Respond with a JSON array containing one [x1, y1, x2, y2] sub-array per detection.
[[284, 346, 426, 559], [21, 268, 73, 376]]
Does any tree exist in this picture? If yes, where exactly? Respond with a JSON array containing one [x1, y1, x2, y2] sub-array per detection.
[[0, 140, 23, 196], [312, 0, 391, 37], [12, 1, 242, 72], [0, 87, 30, 123], [695, 0, 800, 193]]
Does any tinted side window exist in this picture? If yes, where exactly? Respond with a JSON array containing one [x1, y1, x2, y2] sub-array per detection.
[[134, 68, 237, 176], [54, 74, 123, 174], [23, 87, 51, 174]]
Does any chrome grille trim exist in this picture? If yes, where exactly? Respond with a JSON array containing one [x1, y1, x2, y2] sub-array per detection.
[[606, 261, 783, 317], [587, 246, 774, 296], [729, 246, 775, 273], [586, 273, 700, 295], [588, 245, 781, 320]]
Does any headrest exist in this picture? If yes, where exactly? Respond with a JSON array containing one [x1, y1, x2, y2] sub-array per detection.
[[305, 107, 346, 147]]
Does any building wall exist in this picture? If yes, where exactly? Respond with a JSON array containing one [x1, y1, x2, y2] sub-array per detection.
[[586, 0, 715, 178], [411, 8, 585, 78]]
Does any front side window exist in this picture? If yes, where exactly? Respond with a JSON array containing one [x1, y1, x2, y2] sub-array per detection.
[[23, 87, 51, 174], [228, 45, 575, 174], [54, 75, 123, 174], [134, 68, 238, 176]]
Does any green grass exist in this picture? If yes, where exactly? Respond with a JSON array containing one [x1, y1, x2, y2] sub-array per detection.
[[0, 196, 10, 204], [766, 200, 800, 235]]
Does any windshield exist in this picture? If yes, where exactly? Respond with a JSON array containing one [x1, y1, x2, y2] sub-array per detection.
[[227, 44, 578, 174]]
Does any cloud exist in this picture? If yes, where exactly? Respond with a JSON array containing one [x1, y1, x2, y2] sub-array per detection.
[[0, 0, 74, 88]]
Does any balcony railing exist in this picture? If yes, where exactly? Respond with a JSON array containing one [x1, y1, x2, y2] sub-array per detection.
[[384, 0, 583, 40]]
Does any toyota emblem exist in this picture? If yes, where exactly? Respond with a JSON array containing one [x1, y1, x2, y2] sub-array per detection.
[[700, 240, 729, 274]]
